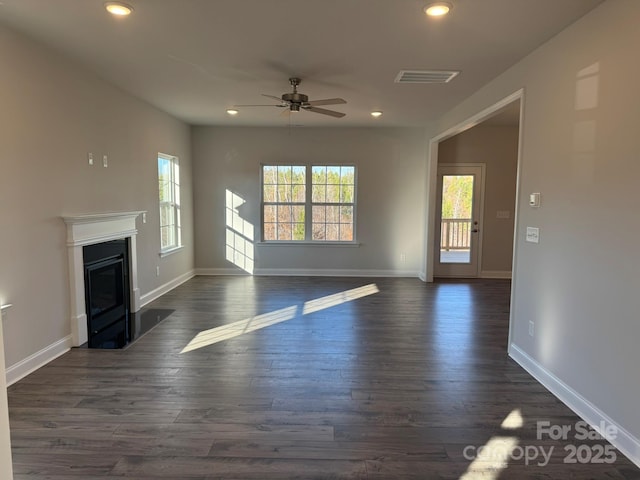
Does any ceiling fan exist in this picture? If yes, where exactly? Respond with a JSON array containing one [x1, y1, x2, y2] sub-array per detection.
[[234, 77, 346, 118]]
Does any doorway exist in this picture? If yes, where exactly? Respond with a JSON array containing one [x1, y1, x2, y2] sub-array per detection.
[[425, 91, 523, 282], [434, 164, 485, 277]]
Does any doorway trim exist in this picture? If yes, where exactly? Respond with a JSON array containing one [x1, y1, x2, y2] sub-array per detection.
[[423, 88, 525, 283]]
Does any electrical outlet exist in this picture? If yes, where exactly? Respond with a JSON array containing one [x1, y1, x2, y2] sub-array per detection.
[[529, 320, 535, 337], [400, 253, 406, 263], [88, 153, 94, 165], [103, 155, 108, 168], [526, 227, 540, 243], [156, 266, 160, 277]]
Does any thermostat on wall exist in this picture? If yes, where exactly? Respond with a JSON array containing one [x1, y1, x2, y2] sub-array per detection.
[[529, 193, 540, 207]]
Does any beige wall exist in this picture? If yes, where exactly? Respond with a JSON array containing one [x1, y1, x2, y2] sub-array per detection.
[[0, 26, 194, 369], [192, 127, 426, 274], [438, 125, 519, 273], [430, 0, 640, 453]]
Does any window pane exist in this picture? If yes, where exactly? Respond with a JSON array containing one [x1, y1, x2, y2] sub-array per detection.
[[263, 205, 276, 223], [312, 166, 326, 184], [278, 166, 292, 184], [277, 223, 292, 240], [312, 224, 325, 240], [340, 166, 355, 183], [326, 184, 340, 203], [326, 206, 339, 223], [292, 206, 305, 224], [263, 185, 276, 202], [312, 205, 325, 223], [326, 223, 339, 241], [340, 225, 353, 241], [340, 206, 353, 223], [277, 184, 291, 202], [292, 166, 306, 184], [292, 184, 305, 202], [340, 185, 354, 203], [293, 223, 305, 240], [327, 166, 340, 184], [263, 166, 277, 184], [277, 205, 292, 223], [264, 223, 276, 241], [312, 184, 326, 203]]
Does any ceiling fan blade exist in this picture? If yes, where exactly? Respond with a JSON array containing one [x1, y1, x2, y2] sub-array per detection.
[[306, 98, 347, 107], [304, 106, 346, 118], [261, 94, 285, 102], [233, 104, 288, 107]]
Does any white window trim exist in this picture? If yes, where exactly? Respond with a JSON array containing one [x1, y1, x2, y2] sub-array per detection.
[[261, 164, 358, 243], [158, 153, 182, 254]]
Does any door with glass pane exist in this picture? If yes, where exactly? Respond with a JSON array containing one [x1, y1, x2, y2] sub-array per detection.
[[434, 164, 484, 277]]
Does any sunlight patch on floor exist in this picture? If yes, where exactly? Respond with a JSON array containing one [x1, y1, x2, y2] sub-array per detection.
[[302, 283, 379, 315], [460, 436, 519, 480], [180, 283, 379, 353]]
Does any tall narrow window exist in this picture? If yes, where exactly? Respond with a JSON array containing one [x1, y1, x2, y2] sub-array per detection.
[[158, 153, 181, 253], [261, 165, 356, 242]]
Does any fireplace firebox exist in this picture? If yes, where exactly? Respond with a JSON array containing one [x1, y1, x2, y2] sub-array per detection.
[[83, 239, 130, 348]]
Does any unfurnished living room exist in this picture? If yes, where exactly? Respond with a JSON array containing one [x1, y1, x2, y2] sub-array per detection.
[[1, 1, 639, 479]]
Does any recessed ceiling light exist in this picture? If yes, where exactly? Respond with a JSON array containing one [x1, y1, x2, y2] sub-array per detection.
[[226, 109, 239, 116], [105, 2, 134, 16], [424, 2, 451, 17], [371, 111, 383, 118]]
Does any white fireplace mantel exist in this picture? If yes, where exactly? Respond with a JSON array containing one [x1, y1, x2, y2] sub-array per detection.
[[62, 211, 145, 346]]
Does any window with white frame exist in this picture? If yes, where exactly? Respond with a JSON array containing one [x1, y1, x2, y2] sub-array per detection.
[[262, 165, 356, 242], [158, 153, 181, 252]]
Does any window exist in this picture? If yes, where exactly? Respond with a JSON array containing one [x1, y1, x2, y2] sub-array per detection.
[[262, 165, 356, 242], [158, 153, 181, 253]]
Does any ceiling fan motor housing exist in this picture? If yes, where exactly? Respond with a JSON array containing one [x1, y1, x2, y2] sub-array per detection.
[[282, 92, 308, 104]]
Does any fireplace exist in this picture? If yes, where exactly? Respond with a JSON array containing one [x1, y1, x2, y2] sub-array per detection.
[[84, 239, 130, 348], [62, 212, 144, 347]]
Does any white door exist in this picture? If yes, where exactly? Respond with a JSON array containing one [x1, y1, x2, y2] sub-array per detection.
[[434, 164, 484, 277]]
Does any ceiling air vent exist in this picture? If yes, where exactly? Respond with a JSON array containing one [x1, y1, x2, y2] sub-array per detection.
[[394, 70, 460, 84]]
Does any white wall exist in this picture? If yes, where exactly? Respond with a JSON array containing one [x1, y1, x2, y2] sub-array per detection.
[[0, 26, 194, 370], [438, 125, 519, 273], [192, 127, 426, 275], [430, 0, 640, 461]]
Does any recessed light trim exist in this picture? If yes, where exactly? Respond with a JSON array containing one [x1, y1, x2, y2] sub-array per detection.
[[105, 2, 134, 16], [424, 2, 451, 17], [226, 109, 239, 116], [371, 111, 383, 118]]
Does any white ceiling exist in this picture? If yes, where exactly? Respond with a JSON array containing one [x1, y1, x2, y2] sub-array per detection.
[[0, 0, 602, 127]]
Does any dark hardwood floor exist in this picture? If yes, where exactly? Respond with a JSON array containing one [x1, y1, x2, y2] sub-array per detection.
[[8, 276, 640, 479]]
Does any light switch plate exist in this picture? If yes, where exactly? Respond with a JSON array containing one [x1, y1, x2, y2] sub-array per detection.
[[526, 227, 540, 243], [529, 193, 540, 207]]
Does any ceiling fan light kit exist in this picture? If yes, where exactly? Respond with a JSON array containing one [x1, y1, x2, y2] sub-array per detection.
[[235, 77, 347, 119]]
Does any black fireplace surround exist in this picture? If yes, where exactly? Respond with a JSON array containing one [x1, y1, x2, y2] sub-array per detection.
[[83, 239, 130, 348]]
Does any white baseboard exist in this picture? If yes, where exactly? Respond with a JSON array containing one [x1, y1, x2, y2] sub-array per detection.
[[6, 335, 72, 386], [196, 267, 420, 278], [195, 268, 250, 276], [480, 270, 512, 279], [140, 269, 196, 307], [509, 344, 640, 468]]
